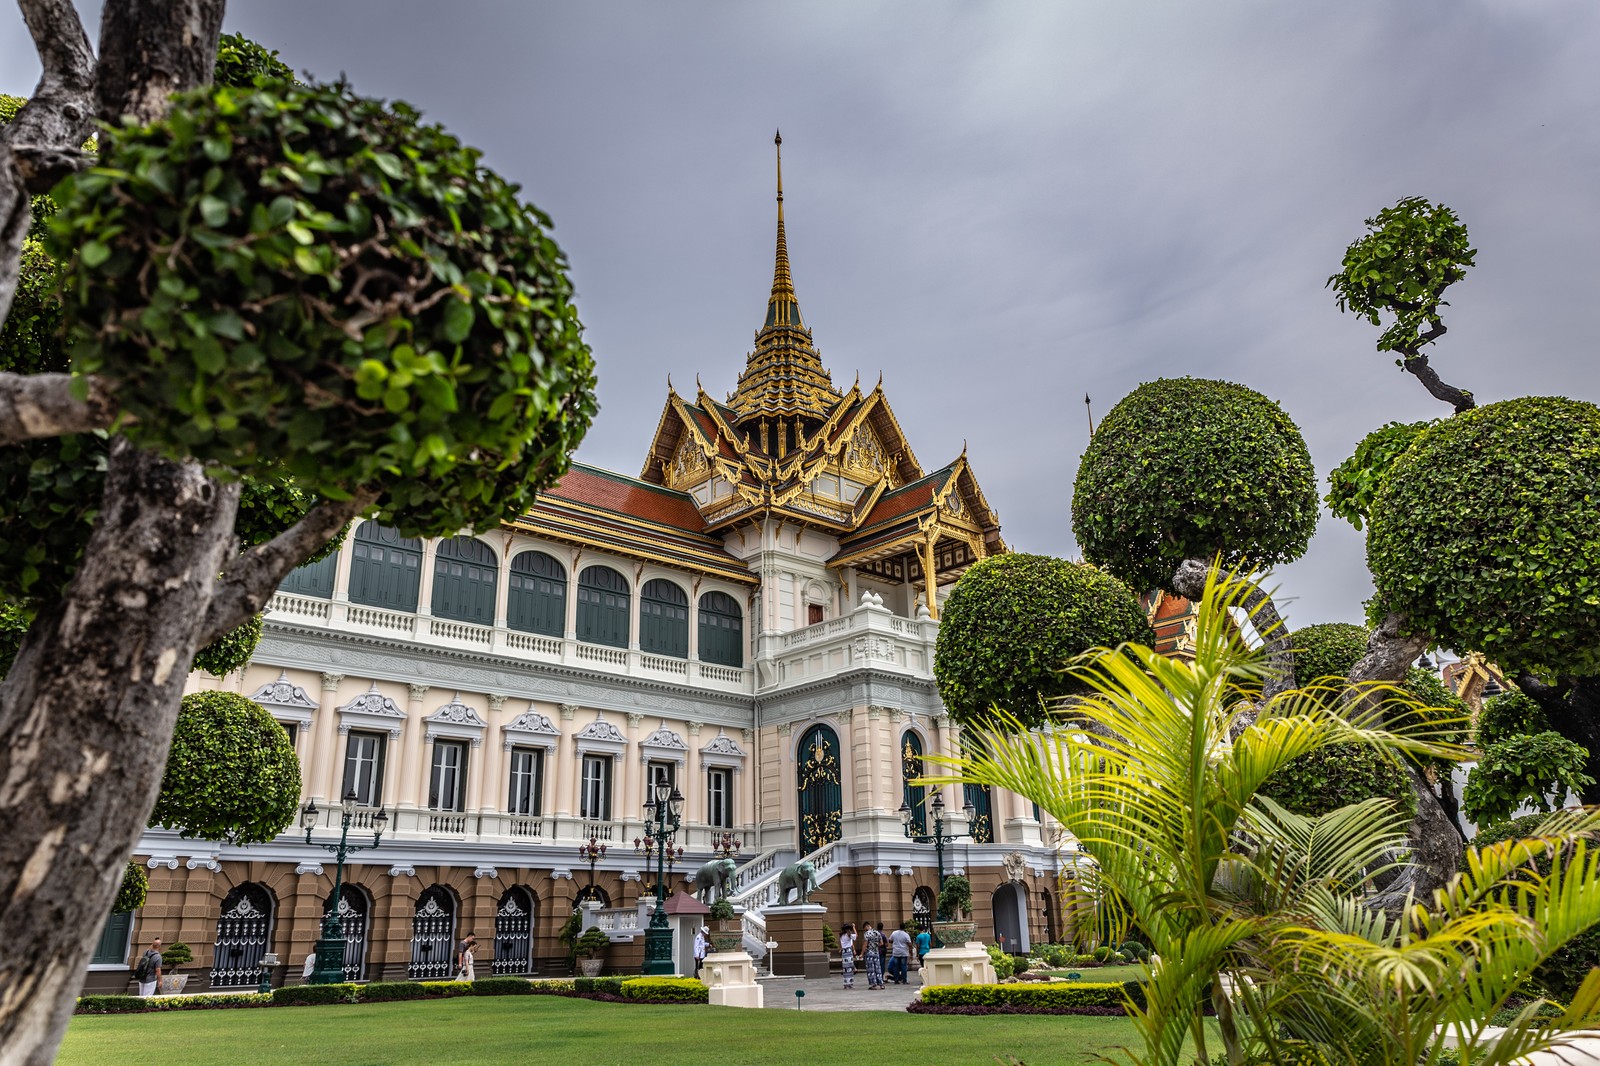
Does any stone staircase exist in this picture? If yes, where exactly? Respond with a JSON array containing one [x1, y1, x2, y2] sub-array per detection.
[[730, 839, 847, 954]]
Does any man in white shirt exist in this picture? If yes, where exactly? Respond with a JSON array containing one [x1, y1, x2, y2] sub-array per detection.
[[693, 926, 708, 977]]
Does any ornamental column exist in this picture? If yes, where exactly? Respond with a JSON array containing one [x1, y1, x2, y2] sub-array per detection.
[[308, 673, 343, 803], [398, 684, 429, 810]]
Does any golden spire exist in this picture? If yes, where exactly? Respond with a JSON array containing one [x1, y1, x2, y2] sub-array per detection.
[[766, 130, 802, 329]]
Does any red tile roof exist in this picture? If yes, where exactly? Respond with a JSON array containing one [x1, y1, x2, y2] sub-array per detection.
[[539, 464, 708, 533]]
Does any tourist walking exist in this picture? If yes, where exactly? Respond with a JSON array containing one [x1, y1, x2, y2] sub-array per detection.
[[133, 938, 162, 997], [456, 932, 477, 981], [889, 925, 913, 984], [863, 922, 885, 989], [839, 922, 857, 989], [914, 927, 931, 967]]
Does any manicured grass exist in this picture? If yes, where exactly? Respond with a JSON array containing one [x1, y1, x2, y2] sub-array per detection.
[[59, 995, 1152, 1066], [1035, 963, 1147, 984]]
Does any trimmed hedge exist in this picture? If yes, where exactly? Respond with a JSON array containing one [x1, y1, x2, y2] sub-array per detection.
[[469, 977, 538, 996], [358, 981, 429, 1002], [271, 983, 359, 1006], [916, 981, 1146, 1014], [618, 977, 709, 1004], [76, 992, 271, 1014]]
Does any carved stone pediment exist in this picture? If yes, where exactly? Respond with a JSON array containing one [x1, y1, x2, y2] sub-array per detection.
[[424, 693, 486, 746], [575, 715, 627, 756], [640, 726, 688, 765], [249, 670, 318, 725], [700, 729, 747, 772], [337, 682, 406, 738], [502, 704, 561, 752]]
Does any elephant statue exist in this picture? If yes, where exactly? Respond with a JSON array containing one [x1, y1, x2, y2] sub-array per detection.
[[686, 858, 737, 903], [775, 860, 818, 905]]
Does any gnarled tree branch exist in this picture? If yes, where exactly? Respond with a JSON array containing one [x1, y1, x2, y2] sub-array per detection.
[[1171, 557, 1296, 708], [199, 490, 376, 644], [0, 371, 115, 444], [1400, 343, 1475, 414]]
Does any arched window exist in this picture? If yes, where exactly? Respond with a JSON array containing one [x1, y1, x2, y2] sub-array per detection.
[[210, 883, 275, 988], [507, 551, 566, 636], [279, 553, 336, 598], [321, 884, 372, 982], [408, 885, 459, 980], [639, 579, 688, 658], [431, 536, 497, 625], [698, 591, 744, 667], [577, 566, 629, 648], [348, 523, 422, 612], [493, 886, 538, 976], [901, 732, 926, 836]]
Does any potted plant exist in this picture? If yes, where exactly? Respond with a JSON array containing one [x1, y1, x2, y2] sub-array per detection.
[[157, 941, 194, 994], [933, 876, 977, 947], [575, 927, 610, 977], [706, 898, 743, 953]]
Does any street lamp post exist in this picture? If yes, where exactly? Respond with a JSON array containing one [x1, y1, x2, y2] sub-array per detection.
[[301, 790, 388, 985], [578, 834, 607, 902], [898, 791, 976, 921], [634, 781, 685, 975], [710, 830, 741, 863]]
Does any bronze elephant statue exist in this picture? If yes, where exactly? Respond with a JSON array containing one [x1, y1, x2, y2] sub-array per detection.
[[686, 857, 737, 903], [775, 859, 818, 905]]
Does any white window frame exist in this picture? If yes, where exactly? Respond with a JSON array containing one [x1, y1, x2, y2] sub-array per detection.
[[581, 754, 612, 821], [507, 746, 543, 816], [429, 738, 469, 812], [706, 767, 733, 829], [343, 731, 386, 807]]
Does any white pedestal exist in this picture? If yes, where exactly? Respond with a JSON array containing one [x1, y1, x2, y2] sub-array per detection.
[[701, 950, 764, 1008], [919, 940, 997, 987]]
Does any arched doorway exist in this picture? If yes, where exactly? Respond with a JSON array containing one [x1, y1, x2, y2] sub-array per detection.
[[408, 885, 459, 980], [322, 884, 372, 982], [911, 886, 935, 933], [901, 732, 926, 835], [493, 887, 537, 976], [796, 724, 842, 853], [964, 782, 994, 844], [210, 883, 274, 988], [991, 882, 1029, 954]]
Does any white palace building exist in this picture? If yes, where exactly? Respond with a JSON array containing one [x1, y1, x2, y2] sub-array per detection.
[[83, 148, 1076, 992]]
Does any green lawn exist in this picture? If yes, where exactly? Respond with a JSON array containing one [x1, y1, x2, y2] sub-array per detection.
[[1033, 963, 1147, 984], [59, 996, 1153, 1066]]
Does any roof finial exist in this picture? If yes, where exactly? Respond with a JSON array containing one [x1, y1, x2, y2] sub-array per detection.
[[764, 130, 801, 331], [775, 129, 783, 205]]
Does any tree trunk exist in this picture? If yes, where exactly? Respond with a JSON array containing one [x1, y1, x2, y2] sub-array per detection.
[[0, 6, 225, 1063], [1171, 557, 1297, 706], [0, 445, 238, 1064]]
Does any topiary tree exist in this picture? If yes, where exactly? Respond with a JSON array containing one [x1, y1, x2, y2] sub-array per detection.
[[149, 690, 302, 845], [1325, 420, 1435, 532], [934, 553, 1153, 730], [1366, 397, 1600, 678], [0, 10, 596, 1057], [1071, 377, 1318, 700], [112, 862, 148, 914], [1462, 732, 1593, 828], [1290, 622, 1370, 686], [190, 613, 262, 677], [1260, 742, 1417, 821]]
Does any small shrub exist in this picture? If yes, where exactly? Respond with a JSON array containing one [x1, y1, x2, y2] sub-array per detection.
[[572, 977, 593, 993], [1092, 945, 1112, 963], [917, 981, 1146, 1014], [575, 928, 611, 959], [938, 876, 973, 921], [986, 944, 1015, 980], [113, 862, 148, 914], [821, 924, 838, 951], [469, 978, 536, 996], [161, 942, 194, 970], [1011, 954, 1031, 974], [592, 977, 624, 996], [619, 977, 709, 1003], [76, 995, 153, 1014], [417, 981, 473, 998], [271, 983, 357, 1006], [357, 982, 427, 1002]]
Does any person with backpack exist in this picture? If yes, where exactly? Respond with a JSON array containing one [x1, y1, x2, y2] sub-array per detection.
[[133, 938, 163, 997]]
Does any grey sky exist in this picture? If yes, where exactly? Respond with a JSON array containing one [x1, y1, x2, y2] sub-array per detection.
[[5, 2, 1598, 630]]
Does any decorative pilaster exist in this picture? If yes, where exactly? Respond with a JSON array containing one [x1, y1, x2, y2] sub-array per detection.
[[308, 673, 344, 802], [398, 684, 429, 810]]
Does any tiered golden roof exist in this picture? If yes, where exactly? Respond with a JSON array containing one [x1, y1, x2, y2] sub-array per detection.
[[636, 135, 1007, 615]]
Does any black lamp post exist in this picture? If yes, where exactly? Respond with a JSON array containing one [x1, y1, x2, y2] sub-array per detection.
[[635, 780, 684, 975], [711, 830, 741, 862], [898, 791, 976, 920], [578, 834, 607, 901], [301, 790, 387, 985]]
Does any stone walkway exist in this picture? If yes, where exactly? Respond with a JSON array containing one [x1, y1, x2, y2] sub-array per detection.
[[756, 975, 922, 1012]]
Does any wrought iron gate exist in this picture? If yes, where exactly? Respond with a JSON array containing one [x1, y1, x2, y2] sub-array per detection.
[[492, 887, 535, 975], [911, 886, 935, 933], [210, 884, 274, 988], [408, 886, 458, 980], [797, 724, 842, 853], [322, 886, 370, 982]]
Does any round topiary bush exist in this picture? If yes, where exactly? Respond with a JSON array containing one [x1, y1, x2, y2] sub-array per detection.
[[149, 690, 301, 845], [1260, 742, 1416, 821], [1367, 397, 1600, 676], [113, 862, 148, 914], [1477, 690, 1548, 750], [1072, 378, 1318, 593], [50, 77, 597, 538], [934, 554, 1154, 729], [1290, 622, 1371, 687], [191, 613, 263, 676]]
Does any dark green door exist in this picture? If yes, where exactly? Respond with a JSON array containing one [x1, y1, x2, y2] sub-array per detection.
[[797, 724, 842, 853]]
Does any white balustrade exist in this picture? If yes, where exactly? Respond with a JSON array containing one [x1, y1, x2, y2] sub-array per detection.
[[504, 630, 562, 655], [640, 653, 688, 677], [575, 643, 628, 666], [345, 604, 417, 635], [267, 592, 332, 623], [427, 618, 493, 646]]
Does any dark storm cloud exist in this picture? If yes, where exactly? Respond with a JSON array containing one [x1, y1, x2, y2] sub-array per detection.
[[6, 2, 1598, 629]]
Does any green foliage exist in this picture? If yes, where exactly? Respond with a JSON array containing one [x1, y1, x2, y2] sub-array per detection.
[[466, 977, 535, 996], [358, 981, 428, 1002], [149, 690, 301, 844], [985, 943, 1016, 979], [821, 923, 838, 951], [112, 862, 148, 913], [1071, 378, 1318, 592], [918, 981, 1145, 1012], [1290, 622, 1370, 685], [1260, 742, 1415, 821], [0, 239, 65, 375], [938, 875, 973, 920], [191, 613, 263, 676], [51, 78, 597, 539], [270, 982, 358, 1006], [934, 553, 1152, 729], [161, 941, 193, 970], [1479, 691, 1549, 750], [1463, 731, 1594, 826], [214, 32, 294, 88], [0, 598, 28, 679], [415, 980, 473, 997], [575, 928, 610, 959], [1367, 397, 1600, 676], [75, 992, 270, 1013], [618, 977, 708, 1003], [1327, 197, 1476, 357], [1326, 420, 1434, 531], [707, 897, 736, 921]]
